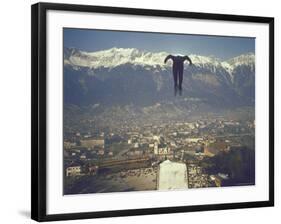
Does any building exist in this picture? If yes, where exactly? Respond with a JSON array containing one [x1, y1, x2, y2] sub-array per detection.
[[158, 147, 170, 155], [80, 139, 105, 149], [80, 154, 86, 159], [64, 141, 76, 149], [108, 151, 113, 156], [153, 135, 160, 143], [154, 143, 171, 155], [97, 149, 104, 155], [88, 165, 99, 175], [154, 142, 158, 154], [204, 142, 228, 157], [66, 164, 81, 176], [157, 160, 188, 190], [185, 137, 203, 143]]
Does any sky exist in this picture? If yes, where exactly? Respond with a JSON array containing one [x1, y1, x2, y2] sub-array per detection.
[[64, 28, 255, 60]]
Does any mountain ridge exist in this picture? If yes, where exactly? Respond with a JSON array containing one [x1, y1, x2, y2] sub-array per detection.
[[64, 47, 254, 72], [63, 47, 255, 108]]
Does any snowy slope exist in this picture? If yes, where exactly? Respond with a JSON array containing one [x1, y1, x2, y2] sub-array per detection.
[[64, 47, 254, 72]]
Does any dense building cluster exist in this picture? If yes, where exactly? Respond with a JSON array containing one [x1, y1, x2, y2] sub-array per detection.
[[64, 116, 255, 193]]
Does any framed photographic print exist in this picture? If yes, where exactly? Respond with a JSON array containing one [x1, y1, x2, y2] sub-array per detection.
[[31, 2, 274, 222]]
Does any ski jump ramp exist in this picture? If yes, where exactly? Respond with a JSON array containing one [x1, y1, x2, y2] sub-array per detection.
[[157, 160, 188, 190]]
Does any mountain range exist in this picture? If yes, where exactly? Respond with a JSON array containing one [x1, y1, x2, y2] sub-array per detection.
[[63, 47, 255, 110]]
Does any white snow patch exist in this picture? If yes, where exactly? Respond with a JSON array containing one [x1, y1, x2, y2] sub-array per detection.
[[158, 160, 188, 190]]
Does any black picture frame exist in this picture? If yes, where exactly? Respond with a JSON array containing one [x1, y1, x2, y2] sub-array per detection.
[[31, 2, 274, 222]]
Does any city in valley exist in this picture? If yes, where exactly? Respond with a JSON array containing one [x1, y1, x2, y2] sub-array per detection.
[[63, 30, 256, 195], [63, 110, 255, 194]]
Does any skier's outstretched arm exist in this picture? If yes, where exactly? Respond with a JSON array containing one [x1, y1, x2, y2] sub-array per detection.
[[184, 55, 192, 65], [164, 55, 173, 63]]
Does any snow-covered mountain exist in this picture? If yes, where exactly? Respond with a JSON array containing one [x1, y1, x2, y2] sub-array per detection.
[[64, 47, 254, 71], [63, 47, 255, 108], [64, 47, 168, 69]]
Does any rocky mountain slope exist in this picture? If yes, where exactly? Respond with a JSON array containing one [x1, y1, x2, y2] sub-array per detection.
[[63, 47, 255, 109]]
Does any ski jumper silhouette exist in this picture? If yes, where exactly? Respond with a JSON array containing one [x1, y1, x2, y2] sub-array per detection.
[[164, 55, 192, 93]]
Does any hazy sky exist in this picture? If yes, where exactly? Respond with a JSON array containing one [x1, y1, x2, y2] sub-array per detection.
[[64, 28, 255, 60]]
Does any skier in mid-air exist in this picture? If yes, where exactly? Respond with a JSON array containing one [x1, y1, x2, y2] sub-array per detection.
[[164, 54, 192, 95]]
